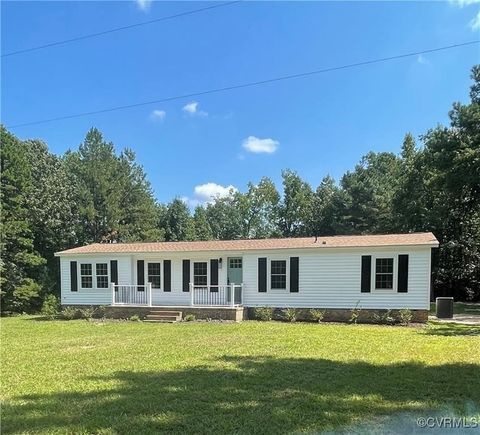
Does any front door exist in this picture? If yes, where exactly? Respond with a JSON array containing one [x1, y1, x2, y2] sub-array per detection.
[[227, 257, 243, 304]]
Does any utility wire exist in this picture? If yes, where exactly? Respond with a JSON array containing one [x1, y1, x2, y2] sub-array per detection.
[[2, 1, 241, 58], [7, 40, 479, 129]]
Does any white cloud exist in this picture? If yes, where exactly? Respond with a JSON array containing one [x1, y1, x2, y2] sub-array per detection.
[[470, 10, 480, 29], [136, 0, 152, 11], [449, 0, 480, 6], [182, 101, 208, 117], [150, 109, 166, 121], [242, 136, 279, 154], [183, 182, 237, 207], [417, 54, 429, 65]]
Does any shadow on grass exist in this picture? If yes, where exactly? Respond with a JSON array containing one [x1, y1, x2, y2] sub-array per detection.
[[424, 322, 480, 336], [3, 357, 480, 434]]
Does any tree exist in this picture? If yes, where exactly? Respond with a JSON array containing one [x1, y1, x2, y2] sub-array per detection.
[[309, 176, 342, 236], [205, 195, 243, 240], [165, 199, 195, 241], [193, 206, 213, 241], [236, 177, 280, 239], [277, 170, 314, 237], [64, 128, 161, 244], [0, 128, 45, 311], [340, 152, 402, 234]]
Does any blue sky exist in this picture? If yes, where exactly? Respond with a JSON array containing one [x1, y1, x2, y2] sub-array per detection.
[[2, 1, 479, 206]]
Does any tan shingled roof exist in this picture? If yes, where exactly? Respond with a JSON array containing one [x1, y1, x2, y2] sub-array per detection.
[[55, 232, 438, 255]]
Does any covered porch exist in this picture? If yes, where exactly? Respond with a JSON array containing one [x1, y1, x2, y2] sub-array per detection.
[[111, 283, 243, 308]]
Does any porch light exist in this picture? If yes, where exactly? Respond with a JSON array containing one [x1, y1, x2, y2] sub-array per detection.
[[218, 258, 223, 268]]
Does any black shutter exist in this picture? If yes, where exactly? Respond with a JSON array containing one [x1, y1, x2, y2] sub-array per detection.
[[183, 260, 190, 292], [290, 257, 299, 292], [361, 255, 371, 293], [258, 258, 267, 292], [110, 260, 118, 285], [398, 254, 409, 293], [70, 261, 78, 292], [210, 259, 219, 292], [163, 260, 171, 292], [137, 260, 145, 291]]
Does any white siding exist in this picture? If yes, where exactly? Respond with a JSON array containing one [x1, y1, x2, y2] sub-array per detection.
[[60, 256, 132, 305], [242, 247, 431, 310], [58, 246, 432, 309]]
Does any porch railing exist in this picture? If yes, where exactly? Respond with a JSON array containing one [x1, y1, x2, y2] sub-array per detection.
[[190, 283, 242, 307], [111, 283, 152, 306]]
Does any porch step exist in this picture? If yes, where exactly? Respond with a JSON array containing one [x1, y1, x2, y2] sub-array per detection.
[[145, 310, 182, 323]]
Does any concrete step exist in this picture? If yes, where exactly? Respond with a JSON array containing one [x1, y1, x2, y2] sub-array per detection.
[[145, 310, 183, 323], [148, 310, 182, 317], [144, 319, 178, 323]]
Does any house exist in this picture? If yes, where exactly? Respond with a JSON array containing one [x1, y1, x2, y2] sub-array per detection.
[[54, 232, 439, 322]]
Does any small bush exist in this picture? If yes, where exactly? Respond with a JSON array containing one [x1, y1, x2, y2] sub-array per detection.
[[282, 308, 297, 322], [310, 309, 326, 323], [373, 310, 396, 325], [254, 307, 273, 321], [95, 305, 108, 319], [398, 309, 413, 326], [61, 306, 78, 320], [129, 314, 140, 322], [78, 307, 95, 320], [349, 302, 361, 324], [41, 294, 59, 320], [184, 314, 196, 322]]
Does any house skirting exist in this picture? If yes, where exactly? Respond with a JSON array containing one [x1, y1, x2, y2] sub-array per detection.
[[247, 307, 429, 323], [62, 305, 428, 323], [62, 305, 246, 322]]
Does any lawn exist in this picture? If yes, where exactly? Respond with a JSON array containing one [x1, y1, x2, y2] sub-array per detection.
[[2, 317, 479, 434]]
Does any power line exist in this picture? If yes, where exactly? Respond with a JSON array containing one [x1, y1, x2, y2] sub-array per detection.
[[2, 1, 241, 58], [7, 40, 479, 129]]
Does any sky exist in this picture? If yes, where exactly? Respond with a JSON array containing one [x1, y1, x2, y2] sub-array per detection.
[[2, 0, 479, 206]]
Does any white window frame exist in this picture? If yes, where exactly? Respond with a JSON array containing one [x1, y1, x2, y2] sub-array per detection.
[[79, 262, 110, 290], [95, 263, 109, 289], [192, 261, 209, 287], [146, 261, 162, 291], [268, 258, 290, 291], [371, 255, 397, 292]]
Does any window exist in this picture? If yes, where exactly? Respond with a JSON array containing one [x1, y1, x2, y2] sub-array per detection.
[[80, 264, 93, 289], [193, 262, 208, 286], [96, 263, 108, 288], [148, 263, 161, 289], [375, 258, 394, 289], [271, 260, 287, 289], [229, 258, 242, 268]]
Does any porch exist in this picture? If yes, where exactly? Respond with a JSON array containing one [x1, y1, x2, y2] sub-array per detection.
[[110, 283, 243, 308]]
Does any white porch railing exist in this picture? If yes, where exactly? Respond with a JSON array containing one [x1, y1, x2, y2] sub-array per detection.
[[111, 283, 152, 306], [190, 283, 242, 307]]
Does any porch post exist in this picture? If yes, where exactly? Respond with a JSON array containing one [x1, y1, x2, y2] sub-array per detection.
[[148, 282, 152, 307], [230, 283, 235, 307], [190, 282, 194, 306], [111, 282, 116, 306]]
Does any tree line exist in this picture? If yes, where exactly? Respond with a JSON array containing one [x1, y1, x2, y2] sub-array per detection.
[[1, 66, 479, 311]]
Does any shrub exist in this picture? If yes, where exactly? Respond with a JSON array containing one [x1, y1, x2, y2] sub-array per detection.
[[78, 307, 95, 320], [254, 307, 273, 321], [41, 294, 59, 320], [129, 315, 140, 322], [184, 314, 196, 322], [282, 308, 297, 322], [310, 309, 326, 323], [61, 306, 78, 320], [95, 305, 108, 319], [349, 302, 361, 324], [398, 309, 413, 326], [373, 310, 396, 325]]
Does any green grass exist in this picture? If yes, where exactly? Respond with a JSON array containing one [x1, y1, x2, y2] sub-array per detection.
[[2, 317, 479, 434]]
